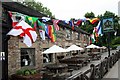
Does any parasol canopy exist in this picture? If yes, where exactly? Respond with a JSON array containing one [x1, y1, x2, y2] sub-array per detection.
[[66, 44, 84, 51], [86, 44, 100, 49], [42, 45, 67, 54]]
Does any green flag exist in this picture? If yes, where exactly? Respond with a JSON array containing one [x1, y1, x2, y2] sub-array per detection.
[[25, 16, 38, 30], [38, 20, 46, 40]]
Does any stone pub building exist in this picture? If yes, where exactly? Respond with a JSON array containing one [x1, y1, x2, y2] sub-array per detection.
[[1, 2, 90, 79]]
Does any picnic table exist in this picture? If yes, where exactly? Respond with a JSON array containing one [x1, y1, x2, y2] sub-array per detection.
[[45, 63, 68, 74], [87, 52, 101, 60], [59, 56, 89, 70]]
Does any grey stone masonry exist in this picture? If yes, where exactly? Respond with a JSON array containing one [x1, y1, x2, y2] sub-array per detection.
[[7, 28, 90, 76]]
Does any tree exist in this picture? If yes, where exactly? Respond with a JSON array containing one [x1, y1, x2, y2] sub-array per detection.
[[97, 11, 120, 47], [103, 11, 115, 18], [22, 0, 55, 18], [84, 12, 95, 18]]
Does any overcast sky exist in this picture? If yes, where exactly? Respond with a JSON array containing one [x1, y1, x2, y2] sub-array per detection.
[[36, 0, 120, 20]]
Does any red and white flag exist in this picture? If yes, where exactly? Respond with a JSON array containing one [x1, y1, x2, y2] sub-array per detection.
[[52, 19, 60, 31], [39, 30, 45, 40], [7, 20, 37, 47]]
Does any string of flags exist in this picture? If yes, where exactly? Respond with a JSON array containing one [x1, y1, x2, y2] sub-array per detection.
[[7, 11, 102, 47]]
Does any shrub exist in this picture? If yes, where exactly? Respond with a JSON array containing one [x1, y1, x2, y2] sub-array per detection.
[[16, 69, 37, 76], [30, 69, 37, 75], [24, 70, 30, 76]]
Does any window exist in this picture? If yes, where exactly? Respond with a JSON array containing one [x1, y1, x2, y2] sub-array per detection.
[[21, 48, 35, 67], [76, 33, 80, 40], [66, 29, 71, 39], [43, 54, 53, 63], [43, 48, 53, 63]]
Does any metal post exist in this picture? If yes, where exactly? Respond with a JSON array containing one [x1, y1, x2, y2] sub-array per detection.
[[107, 32, 110, 57]]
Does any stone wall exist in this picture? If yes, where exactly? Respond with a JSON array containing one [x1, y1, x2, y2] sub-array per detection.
[[8, 28, 90, 76], [8, 35, 43, 75], [8, 36, 20, 75]]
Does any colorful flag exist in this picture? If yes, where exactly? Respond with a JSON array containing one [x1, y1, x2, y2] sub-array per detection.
[[87, 18, 99, 24], [52, 19, 60, 31], [94, 27, 99, 37], [25, 16, 38, 30], [48, 25, 56, 42], [43, 24, 50, 39], [37, 20, 46, 40], [39, 30, 45, 40], [9, 12, 19, 27], [75, 20, 82, 26], [90, 27, 97, 44], [7, 20, 37, 47], [69, 20, 74, 30], [95, 21, 103, 36], [42, 17, 51, 22], [90, 34, 95, 44]]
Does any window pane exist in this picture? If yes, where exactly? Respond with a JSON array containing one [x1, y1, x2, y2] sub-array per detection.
[[21, 48, 35, 67], [43, 54, 53, 63]]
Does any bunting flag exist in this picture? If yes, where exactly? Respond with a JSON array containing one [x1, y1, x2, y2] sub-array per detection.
[[44, 24, 50, 39], [95, 21, 103, 36], [52, 19, 60, 31], [9, 12, 19, 27], [25, 16, 38, 30], [39, 30, 45, 40], [94, 27, 99, 37], [7, 20, 37, 47], [37, 20, 46, 40], [48, 25, 56, 42], [90, 27, 96, 44], [42, 17, 51, 22], [75, 20, 82, 26], [90, 34, 95, 44], [87, 18, 99, 24], [69, 20, 74, 30]]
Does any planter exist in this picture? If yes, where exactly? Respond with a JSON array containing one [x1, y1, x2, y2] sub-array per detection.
[[11, 73, 43, 80]]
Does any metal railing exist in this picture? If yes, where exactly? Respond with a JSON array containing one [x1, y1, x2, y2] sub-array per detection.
[[65, 50, 120, 80]]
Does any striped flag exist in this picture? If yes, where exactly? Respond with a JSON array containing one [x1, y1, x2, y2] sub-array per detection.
[[69, 20, 74, 30], [52, 19, 60, 31], [87, 18, 99, 24], [90, 34, 95, 44], [95, 21, 103, 36], [44, 24, 50, 39], [48, 25, 56, 42]]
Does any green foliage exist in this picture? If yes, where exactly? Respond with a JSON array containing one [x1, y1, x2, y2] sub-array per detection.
[[24, 70, 31, 76], [83, 11, 120, 47], [112, 37, 120, 45], [84, 12, 95, 18], [30, 69, 37, 75], [103, 11, 115, 18], [22, 0, 54, 18], [110, 36, 120, 49], [16, 69, 25, 75], [16, 69, 37, 76], [111, 44, 120, 49]]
